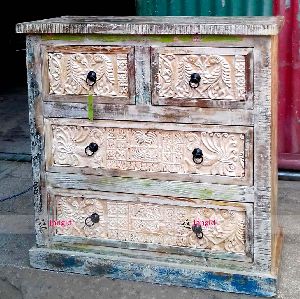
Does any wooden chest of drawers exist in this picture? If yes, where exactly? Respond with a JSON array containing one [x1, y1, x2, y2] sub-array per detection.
[[17, 16, 283, 297]]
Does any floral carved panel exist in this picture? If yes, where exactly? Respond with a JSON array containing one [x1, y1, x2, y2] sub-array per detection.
[[48, 52, 129, 96], [55, 195, 247, 255], [51, 123, 246, 178], [157, 53, 247, 101]]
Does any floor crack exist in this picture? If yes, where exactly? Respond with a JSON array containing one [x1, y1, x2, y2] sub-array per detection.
[[0, 276, 24, 299]]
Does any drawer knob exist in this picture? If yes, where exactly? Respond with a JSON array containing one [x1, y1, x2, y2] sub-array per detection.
[[189, 73, 201, 88], [85, 142, 99, 156], [86, 71, 97, 86], [84, 212, 100, 227], [192, 148, 203, 164], [192, 223, 203, 239]]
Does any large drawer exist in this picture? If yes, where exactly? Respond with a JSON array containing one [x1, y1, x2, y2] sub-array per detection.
[[151, 47, 253, 109], [49, 189, 253, 262], [45, 119, 253, 186], [42, 45, 135, 104]]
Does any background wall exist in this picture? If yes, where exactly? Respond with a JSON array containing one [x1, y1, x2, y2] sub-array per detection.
[[0, 1, 136, 92], [136, 0, 273, 16], [274, 0, 300, 170], [1, 0, 299, 171]]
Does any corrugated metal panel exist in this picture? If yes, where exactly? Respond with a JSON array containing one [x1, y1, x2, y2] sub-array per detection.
[[274, 0, 300, 170], [136, 0, 273, 16]]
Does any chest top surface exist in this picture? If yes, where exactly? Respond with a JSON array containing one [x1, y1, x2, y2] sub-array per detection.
[[16, 15, 283, 35]]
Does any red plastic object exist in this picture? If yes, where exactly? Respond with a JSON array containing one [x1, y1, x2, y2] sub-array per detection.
[[274, 0, 300, 170]]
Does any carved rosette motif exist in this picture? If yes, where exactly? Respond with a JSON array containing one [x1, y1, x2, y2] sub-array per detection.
[[158, 53, 246, 100], [51, 125, 106, 168], [51, 125, 245, 177], [48, 52, 128, 96], [56, 195, 246, 254]]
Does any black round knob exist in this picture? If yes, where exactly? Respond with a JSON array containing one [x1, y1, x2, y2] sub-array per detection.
[[85, 142, 99, 156], [189, 73, 201, 88], [90, 213, 100, 224], [86, 71, 97, 86], [192, 223, 204, 239], [84, 212, 100, 227], [192, 148, 203, 164]]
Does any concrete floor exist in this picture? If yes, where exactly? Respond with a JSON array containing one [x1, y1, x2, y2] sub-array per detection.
[[0, 160, 300, 298], [0, 89, 30, 156], [0, 90, 299, 298]]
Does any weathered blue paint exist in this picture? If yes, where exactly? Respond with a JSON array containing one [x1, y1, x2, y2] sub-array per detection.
[[30, 247, 277, 297], [46, 254, 84, 269]]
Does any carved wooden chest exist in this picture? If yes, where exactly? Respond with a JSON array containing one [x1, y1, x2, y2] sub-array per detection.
[[17, 16, 283, 297]]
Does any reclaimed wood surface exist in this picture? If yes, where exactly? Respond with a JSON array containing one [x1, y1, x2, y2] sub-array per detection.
[[29, 247, 278, 297], [20, 16, 282, 297], [44, 118, 253, 186], [16, 16, 284, 35], [151, 46, 253, 108], [41, 45, 135, 104], [43, 102, 255, 126], [26, 35, 48, 246], [48, 188, 253, 262], [270, 35, 279, 272], [46, 172, 255, 203]]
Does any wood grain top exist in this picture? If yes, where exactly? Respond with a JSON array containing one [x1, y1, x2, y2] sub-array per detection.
[[16, 16, 284, 35]]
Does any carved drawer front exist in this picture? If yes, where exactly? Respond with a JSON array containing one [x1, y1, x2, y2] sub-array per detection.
[[42, 46, 135, 104], [151, 47, 253, 108], [51, 190, 253, 261], [45, 119, 253, 186]]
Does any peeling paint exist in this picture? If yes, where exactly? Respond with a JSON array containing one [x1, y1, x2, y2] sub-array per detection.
[[198, 188, 213, 198], [200, 35, 242, 42], [30, 248, 278, 297], [42, 34, 198, 43]]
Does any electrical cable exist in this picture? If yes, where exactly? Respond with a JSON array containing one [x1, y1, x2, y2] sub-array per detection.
[[0, 185, 33, 202]]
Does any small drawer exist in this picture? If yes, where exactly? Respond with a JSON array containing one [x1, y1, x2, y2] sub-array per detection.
[[50, 189, 253, 262], [151, 47, 253, 109], [42, 45, 135, 104], [45, 119, 253, 186]]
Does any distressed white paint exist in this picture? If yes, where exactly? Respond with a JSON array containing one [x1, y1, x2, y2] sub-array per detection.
[[16, 16, 284, 35], [55, 193, 248, 255], [19, 16, 282, 296], [48, 52, 128, 96]]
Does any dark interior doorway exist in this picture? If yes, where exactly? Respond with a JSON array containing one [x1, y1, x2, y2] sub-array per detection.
[[0, 2, 136, 92]]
